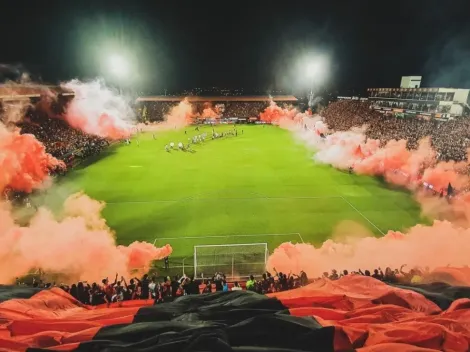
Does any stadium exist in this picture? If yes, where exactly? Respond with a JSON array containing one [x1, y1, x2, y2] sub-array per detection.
[[2, 82, 470, 350], [2, 2, 470, 350]]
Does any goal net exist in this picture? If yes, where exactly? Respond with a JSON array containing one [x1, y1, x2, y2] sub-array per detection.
[[194, 243, 268, 280]]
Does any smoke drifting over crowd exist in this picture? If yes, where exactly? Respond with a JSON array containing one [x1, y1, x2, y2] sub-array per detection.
[[139, 99, 220, 132], [262, 101, 470, 281], [201, 102, 219, 119], [164, 98, 194, 128], [0, 80, 172, 284], [0, 192, 171, 283], [0, 124, 65, 193], [62, 79, 133, 139]]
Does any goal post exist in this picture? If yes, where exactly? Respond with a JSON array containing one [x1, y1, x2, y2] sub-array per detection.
[[194, 243, 268, 280]]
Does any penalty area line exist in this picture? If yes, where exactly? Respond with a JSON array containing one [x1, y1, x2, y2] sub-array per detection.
[[340, 196, 385, 235], [153, 232, 303, 245]]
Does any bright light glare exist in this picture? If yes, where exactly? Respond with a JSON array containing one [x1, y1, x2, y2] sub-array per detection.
[[302, 54, 330, 88], [307, 62, 322, 77], [108, 54, 128, 78], [307, 56, 328, 78]]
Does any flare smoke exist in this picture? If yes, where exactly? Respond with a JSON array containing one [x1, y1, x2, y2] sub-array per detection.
[[62, 79, 133, 139], [261, 101, 470, 278]]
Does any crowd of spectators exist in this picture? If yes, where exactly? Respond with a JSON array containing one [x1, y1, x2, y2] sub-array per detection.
[[19, 108, 109, 165], [18, 269, 309, 305], [322, 100, 470, 161], [318, 264, 429, 285], [144, 102, 176, 121], [17, 264, 433, 306], [223, 102, 267, 117], [141, 101, 269, 121]]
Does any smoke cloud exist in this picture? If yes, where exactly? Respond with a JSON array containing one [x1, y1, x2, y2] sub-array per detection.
[[0, 192, 172, 284], [0, 122, 171, 283], [0, 79, 172, 284], [164, 98, 196, 128], [201, 102, 219, 119], [260, 100, 301, 125], [267, 220, 470, 279], [62, 79, 133, 139], [139, 98, 196, 132], [261, 101, 470, 276], [0, 123, 65, 193], [1, 99, 31, 124]]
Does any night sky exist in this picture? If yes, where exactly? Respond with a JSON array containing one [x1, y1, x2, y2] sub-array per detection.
[[1, 0, 470, 94]]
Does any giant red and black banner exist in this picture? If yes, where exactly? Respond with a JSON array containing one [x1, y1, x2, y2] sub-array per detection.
[[1, 275, 470, 351]]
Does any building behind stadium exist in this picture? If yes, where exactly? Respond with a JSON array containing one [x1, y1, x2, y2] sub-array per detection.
[[367, 76, 470, 121], [135, 95, 298, 123]]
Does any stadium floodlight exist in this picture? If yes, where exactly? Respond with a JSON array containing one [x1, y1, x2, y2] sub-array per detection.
[[306, 55, 329, 80], [108, 54, 129, 79], [307, 61, 322, 78], [305, 55, 329, 107]]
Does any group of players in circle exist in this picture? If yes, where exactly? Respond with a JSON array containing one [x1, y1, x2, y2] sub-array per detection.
[[163, 126, 242, 152]]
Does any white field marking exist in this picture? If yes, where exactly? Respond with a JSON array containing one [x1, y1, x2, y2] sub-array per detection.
[[153, 232, 302, 245], [183, 262, 266, 268], [107, 195, 342, 205], [129, 165, 143, 168], [340, 196, 385, 235]]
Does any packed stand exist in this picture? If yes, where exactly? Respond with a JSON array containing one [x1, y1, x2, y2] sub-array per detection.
[[223, 102, 268, 117], [17, 108, 109, 166], [319, 264, 430, 285], [16, 268, 309, 306], [141, 101, 269, 121], [144, 101, 177, 121], [322, 100, 470, 161], [15, 264, 439, 306]]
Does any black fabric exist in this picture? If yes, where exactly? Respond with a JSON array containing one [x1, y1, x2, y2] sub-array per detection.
[[0, 285, 42, 303], [83, 291, 334, 352], [22, 282, 470, 351], [391, 282, 470, 310]]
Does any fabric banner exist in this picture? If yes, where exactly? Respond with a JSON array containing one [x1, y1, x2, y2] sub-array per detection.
[[0, 276, 469, 351]]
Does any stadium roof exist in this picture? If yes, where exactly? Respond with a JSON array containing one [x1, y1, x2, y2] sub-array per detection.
[[136, 95, 298, 102], [0, 85, 73, 101]]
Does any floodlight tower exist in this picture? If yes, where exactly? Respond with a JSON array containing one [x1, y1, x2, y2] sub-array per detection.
[[307, 61, 321, 108]]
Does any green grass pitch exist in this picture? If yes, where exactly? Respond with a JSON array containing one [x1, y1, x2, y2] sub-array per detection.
[[37, 125, 425, 268]]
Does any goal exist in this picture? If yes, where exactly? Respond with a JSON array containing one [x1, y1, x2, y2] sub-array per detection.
[[194, 243, 268, 280]]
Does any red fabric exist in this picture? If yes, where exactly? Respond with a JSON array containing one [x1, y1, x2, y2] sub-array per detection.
[[271, 276, 470, 351], [358, 343, 440, 351], [428, 267, 470, 286], [270, 275, 441, 313], [0, 288, 152, 351], [2, 277, 470, 351]]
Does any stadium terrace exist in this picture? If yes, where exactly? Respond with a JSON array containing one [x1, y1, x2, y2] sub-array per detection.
[[136, 95, 298, 122]]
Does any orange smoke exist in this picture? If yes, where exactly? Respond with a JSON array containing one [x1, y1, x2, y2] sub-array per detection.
[[201, 102, 219, 119], [0, 192, 172, 284], [260, 100, 300, 125], [0, 80, 172, 284], [265, 100, 470, 275], [300, 116, 469, 194], [62, 79, 132, 140], [267, 220, 470, 279], [164, 98, 195, 127], [0, 124, 65, 193], [261, 102, 470, 198]]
